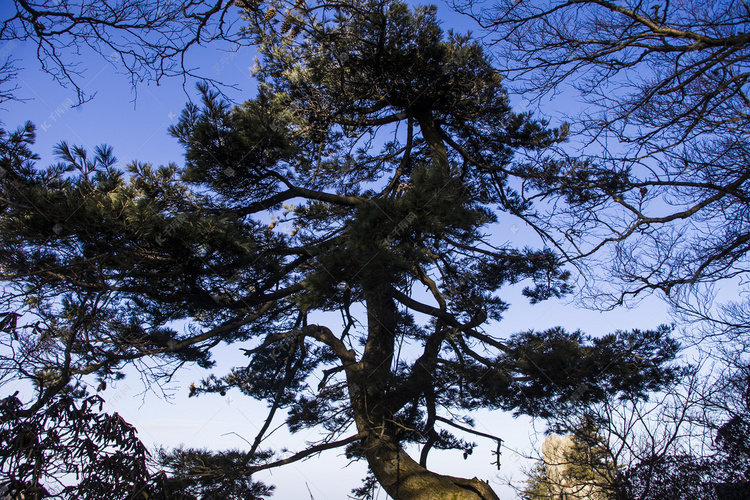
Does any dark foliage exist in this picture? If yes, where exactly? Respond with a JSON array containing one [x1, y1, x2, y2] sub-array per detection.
[[0, 391, 152, 499], [0, 1, 684, 497]]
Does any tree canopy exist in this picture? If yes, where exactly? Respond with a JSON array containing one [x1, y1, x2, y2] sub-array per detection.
[[453, 0, 750, 312], [447, 1, 750, 496], [0, 0, 682, 498]]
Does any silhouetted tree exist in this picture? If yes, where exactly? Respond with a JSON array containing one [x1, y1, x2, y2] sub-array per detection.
[[0, 1, 682, 497], [0, 390, 153, 499], [0, 0, 251, 103], [451, 0, 750, 312]]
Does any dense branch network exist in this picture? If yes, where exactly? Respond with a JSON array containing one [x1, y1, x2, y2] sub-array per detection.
[[1, 0, 250, 103], [0, 1, 682, 498], [450, 0, 750, 309]]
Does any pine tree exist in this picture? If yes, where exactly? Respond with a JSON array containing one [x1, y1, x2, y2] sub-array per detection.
[[521, 462, 556, 500], [523, 415, 616, 500], [564, 415, 617, 498], [0, 1, 683, 498]]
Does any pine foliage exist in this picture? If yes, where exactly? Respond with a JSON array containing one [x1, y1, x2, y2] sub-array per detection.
[[0, 1, 683, 497]]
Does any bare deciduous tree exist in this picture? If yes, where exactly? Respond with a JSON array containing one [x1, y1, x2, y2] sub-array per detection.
[[1, 0, 250, 104], [452, 0, 750, 312]]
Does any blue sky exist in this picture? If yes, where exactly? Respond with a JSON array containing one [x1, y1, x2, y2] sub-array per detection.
[[0, 2, 673, 498], [1, 39, 252, 170]]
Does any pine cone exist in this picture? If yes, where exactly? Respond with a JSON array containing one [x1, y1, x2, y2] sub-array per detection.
[[264, 8, 277, 21]]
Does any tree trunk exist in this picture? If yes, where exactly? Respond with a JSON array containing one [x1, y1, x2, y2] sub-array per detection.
[[345, 292, 501, 500], [361, 430, 501, 500]]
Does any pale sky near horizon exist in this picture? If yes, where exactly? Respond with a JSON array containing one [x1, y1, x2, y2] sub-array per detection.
[[0, 2, 673, 498]]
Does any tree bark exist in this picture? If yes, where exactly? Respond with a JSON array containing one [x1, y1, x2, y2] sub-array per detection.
[[343, 292, 501, 500], [360, 430, 501, 500], [413, 108, 450, 177]]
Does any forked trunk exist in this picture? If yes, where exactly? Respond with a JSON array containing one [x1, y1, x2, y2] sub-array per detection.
[[346, 292, 501, 499], [361, 430, 501, 500]]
